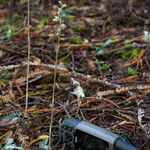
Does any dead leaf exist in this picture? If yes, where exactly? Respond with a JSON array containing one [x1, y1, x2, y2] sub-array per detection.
[[0, 93, 14, 104], [16, 85, 24, 96], [0, 130, 13, 143], [33, 57, 41, 65], [86, 59, 96, 69]]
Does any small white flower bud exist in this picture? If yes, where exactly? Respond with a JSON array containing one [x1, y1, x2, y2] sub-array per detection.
[[62, 4, 67, 8], [57, 8, 62, 15], [53, 16, 59, 22], [60, 24, 66, 30], [143, 31, 150, 43]]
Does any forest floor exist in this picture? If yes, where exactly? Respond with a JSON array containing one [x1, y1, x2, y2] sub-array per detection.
[[0, 0, 150, 149]]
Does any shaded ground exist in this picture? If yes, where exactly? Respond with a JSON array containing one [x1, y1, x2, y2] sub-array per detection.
[[0, 0, 150, 149]]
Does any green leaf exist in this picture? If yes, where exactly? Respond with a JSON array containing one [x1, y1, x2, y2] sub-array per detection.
[[92, 39, 112, 55], [6, 29, 14, 39], [103, 39, 112, 47], [119, 39, 140, 60], [96, 63, 109, 74], [127, 67, 139, 76], [99, 63, 109, 72], [39, 18, 49, 29]]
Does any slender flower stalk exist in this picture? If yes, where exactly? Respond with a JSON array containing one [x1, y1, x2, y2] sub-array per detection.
[[25, 0, 31, 113], [48, 1, 67, 149]]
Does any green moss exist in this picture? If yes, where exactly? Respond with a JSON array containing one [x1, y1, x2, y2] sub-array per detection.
[[64, 57, 71, 65], [0, 70, 12, 83], [68, 36, 83, 44]]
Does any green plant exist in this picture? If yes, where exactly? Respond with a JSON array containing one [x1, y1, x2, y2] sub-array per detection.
[[6, 28, 15, 39], [96, 62, 109, 73], [117, 39, 140, 61], [41, 17, 48, 24], [38, 17, 49, 29], [127, 67, 139, 76], [53, 1, 67, 36], [92, 39, 112, 54], [49, 1, 67, 149]]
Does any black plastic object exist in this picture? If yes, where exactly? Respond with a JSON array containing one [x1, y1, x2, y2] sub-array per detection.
[[60, 117, 138, 150], [114, 135, 138, 150]]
